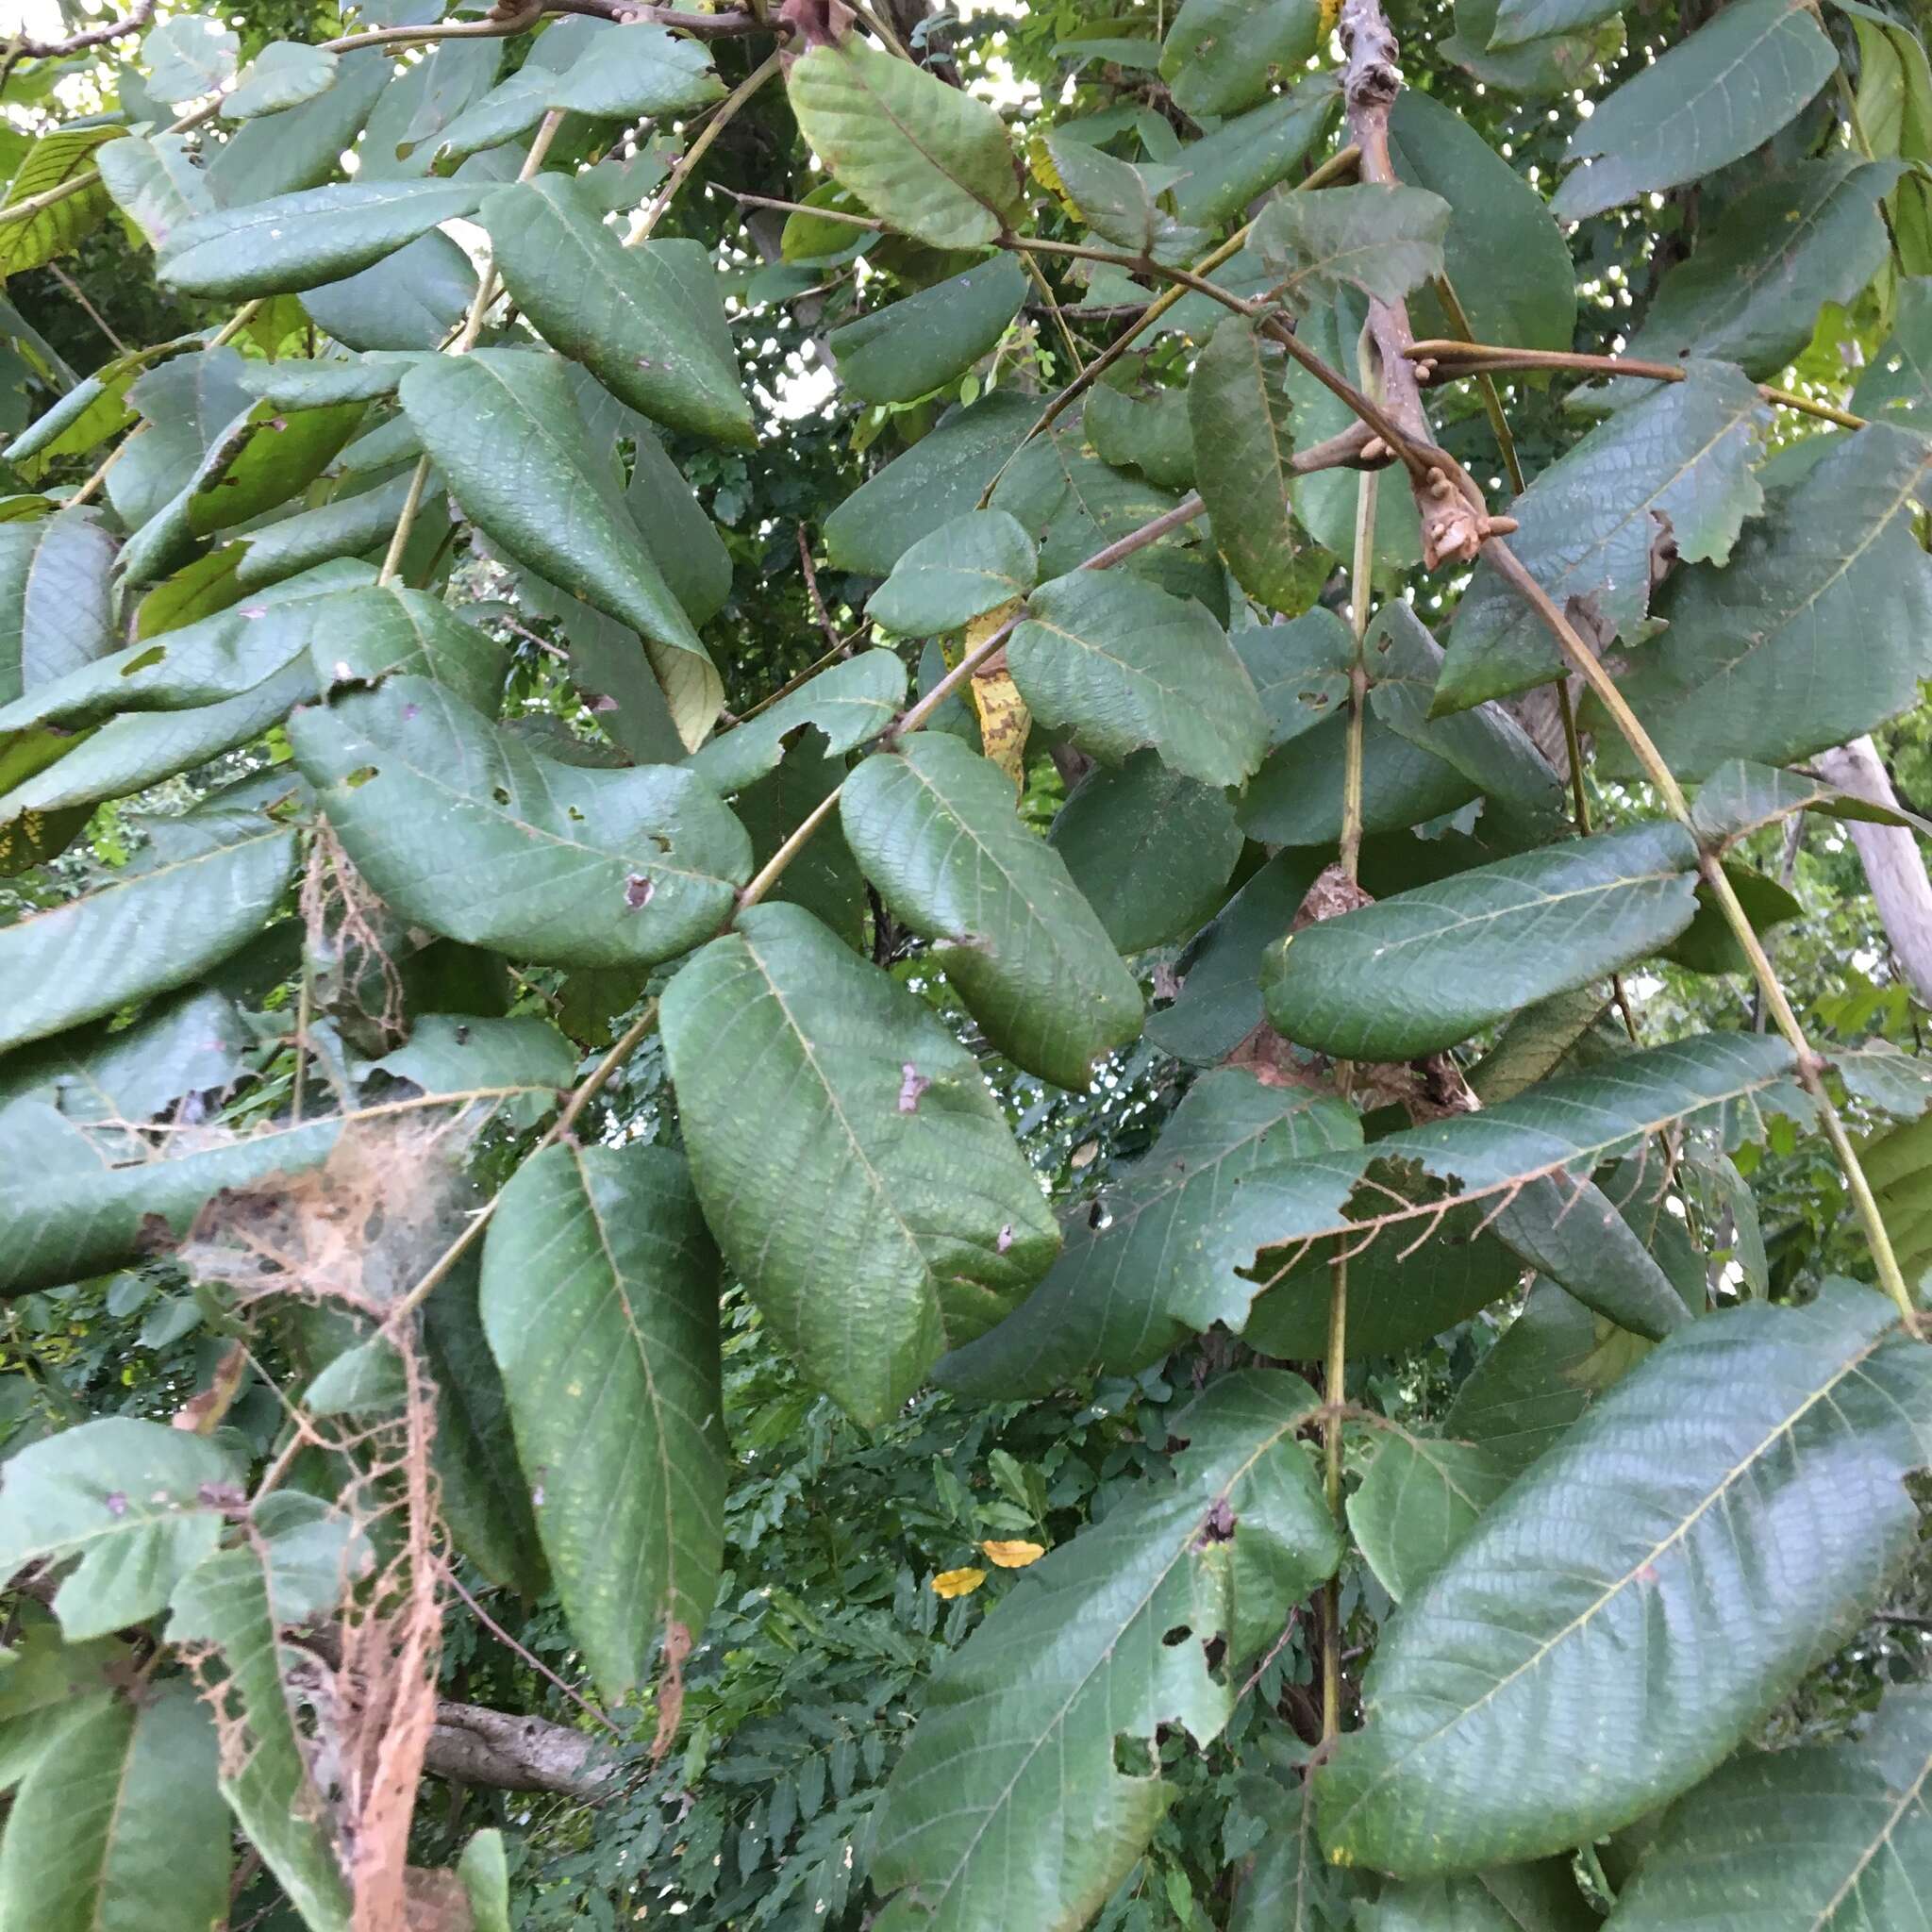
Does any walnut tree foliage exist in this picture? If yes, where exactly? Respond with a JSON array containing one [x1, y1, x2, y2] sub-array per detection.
[[3, 0, 1932, 1925]]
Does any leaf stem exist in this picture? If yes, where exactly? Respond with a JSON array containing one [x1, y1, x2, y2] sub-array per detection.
[[626, 49, 784, 246], [1407, 340, 1868, 433], [1481, 537, 1916, 1320]]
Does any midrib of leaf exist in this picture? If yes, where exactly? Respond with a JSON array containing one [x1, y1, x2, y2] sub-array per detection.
[[1405, 1436, 1496, 1509], [897, 755, 1056, 951], [1252, 1044, 1798, 1272], [1591, 0, 1808, 156], [907, 1407, 1313, 1911], [83, 1711, 139, 1932], [4, 822, 287, 936], [1328, 1324, 1902, 1835], [1808, 1733, 1932, 1930], [567, 1144, 697, 1627], [1704, 449, 1932, 680], [836, 45, 1008, 228], [1332, 858, 1689, 961], [1026, 614, 1193, 706]]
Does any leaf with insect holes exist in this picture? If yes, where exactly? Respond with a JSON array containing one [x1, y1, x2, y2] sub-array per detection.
[[685, 649, 907, 795], [872, 1371, 1339, 1930], [661, 902, 1060, 1426], [1188, 316, 1304, 611], [291, 675, 750, 970], [0, 1419, 243, 1643]]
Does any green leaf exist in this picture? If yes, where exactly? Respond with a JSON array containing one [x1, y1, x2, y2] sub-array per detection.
[[208, 47, 389, 203], [158, 179, 485, 299], [142, 14, 239, 103], [1231, 1776, 1359, 1932], [687, 648, 906, 794], [823, 391, 1037, 577], [237, 468, 423, 591], [1168, 76, 1339, 228], [0, 1679, 227, 1932], [400, 349, 722, 748], [785, 30, 1022, 249], [1364, 605, 1568, 846], [1253, 185, 1451, 312], [1552, 0, 1838, 221], [1386, 88, 1576, 353], [0, 564, 366, 736], [937, 1074, 1358, 1400], [545, 21, 724, 120], [1263, 823, 1699, 1061], [1147, 849, 1329, 1064], [95, 133, 217, 251], [1618, 158, 1901, 382], [1664, 858, 1803, 975], [627, 422, 733, 627], [1215, 1033, 1804, 1341], [167, 1500, 358, 1932], [0, 1419, 240, 1641], [1241, 711, 1477, 847], [660, 901, 1060, 1425], [1863, 1111, 1932, 1290], [459, 1829, 514, 1932], [0, 795, 298, 1056], [1691, 757, 1932, 847], [1007, 569, 1268, 787], [1085, 383, 1194, 491], [841, 733, 1144, 1089], [1489, 0, 1623, 48], [482, 1142, 726, 1702], [484, 178, 754, 447], [0, 1023, 573, 1298], [1159, 0, 1324, 119], [0, 127, 123, 278], [1606, 1682, 1932, 1930], [867, 510, 1037, 635], [226, 42, 341, 120], [1361, 1866, 1602, 1930], [291, 675, 749, 969], [108, 347, 254, 532], [829, 255, 1028, 405], [1040, 131, 1207, 259], [1441, 1280, 1599, 1475], [1348, 1435, 1514, 1605], [1437, 360, 1765, 714], [0, 1618, 125, 1794], [1189, 315, 1305, 611], [0, 509, 115, 708], [1446, 0, 1626, 97], [1602, 425, 1932, 781], [1316, 1284, 1932, 1876], [872, 1370, 1341, 1928], [1856, 275, 1932, 426], [302, 230, 478, 353], [1049, 750, 1243, 955]]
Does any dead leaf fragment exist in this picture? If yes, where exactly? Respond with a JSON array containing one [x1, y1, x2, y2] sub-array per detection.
[[931, 1567, 987, 1599]]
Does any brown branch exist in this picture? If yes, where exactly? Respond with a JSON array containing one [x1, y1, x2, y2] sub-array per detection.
[[8, 0, 154, 58]]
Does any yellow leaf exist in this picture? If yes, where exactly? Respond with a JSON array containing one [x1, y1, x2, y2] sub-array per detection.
[[980, 1539, 1045, 1568], [961, 598, 1030, 789], [930, 1566, 987, 1598]]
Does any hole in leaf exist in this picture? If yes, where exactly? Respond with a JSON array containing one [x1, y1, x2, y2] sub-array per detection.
[[1203, 1634, 1227, 1681], [1194, 1498, 1236, 1546], [567, 805, 585, 822], [491, 786, 511, 806], [1160, 1625, 1191, 1648], [120, 645, 167, 677], [1112, 1731, 1157, 1778], [343, 765, 379, 790], [625, 874, 654, 910]]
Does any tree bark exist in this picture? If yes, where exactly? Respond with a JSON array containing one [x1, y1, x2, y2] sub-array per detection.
[[1813, 737, 1932, 1009]]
